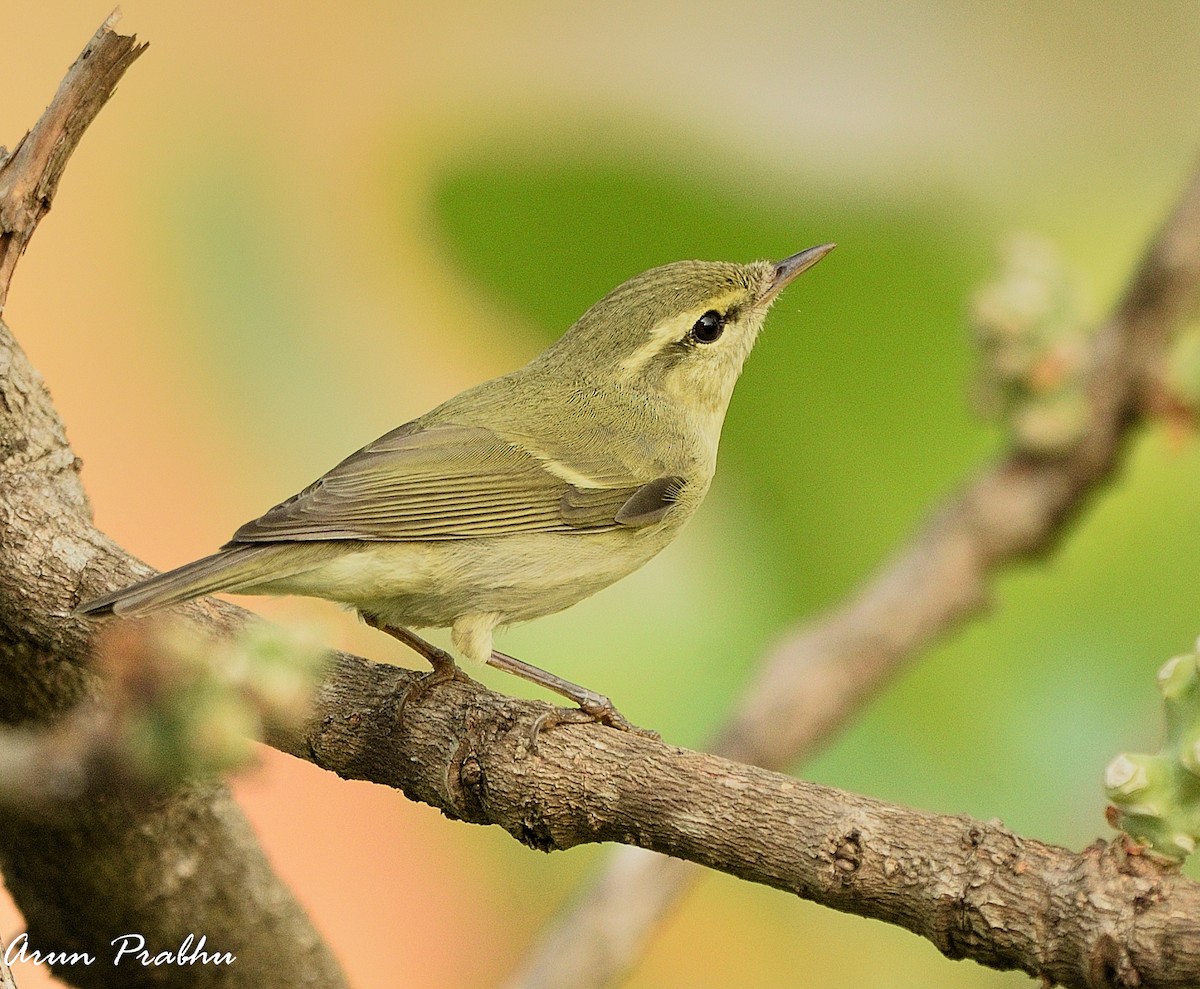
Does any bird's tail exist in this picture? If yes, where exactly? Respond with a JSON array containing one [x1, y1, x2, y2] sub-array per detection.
[[75, 544, 299, 618]]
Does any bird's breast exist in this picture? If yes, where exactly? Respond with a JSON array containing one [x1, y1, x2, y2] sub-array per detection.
[[268, 522, 688, 630]]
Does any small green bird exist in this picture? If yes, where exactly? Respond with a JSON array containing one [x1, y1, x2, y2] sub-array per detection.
[[77, 244, 833, 730]]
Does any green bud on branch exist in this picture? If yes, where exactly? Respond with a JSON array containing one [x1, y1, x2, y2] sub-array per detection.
[[1105, 644, 1200, 861], [100, 620, 327, 786], [970, 233, 1092, 455]]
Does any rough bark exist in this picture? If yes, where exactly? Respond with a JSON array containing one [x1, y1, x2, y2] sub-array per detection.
[[257, 651, 1200, 989]]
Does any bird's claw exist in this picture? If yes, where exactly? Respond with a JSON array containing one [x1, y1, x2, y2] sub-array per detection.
[[528, 697, 660, 752], [394, 659, 471, 725]]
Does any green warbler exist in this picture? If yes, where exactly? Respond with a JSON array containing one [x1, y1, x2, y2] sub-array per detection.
[[77, 244, 834, 730]]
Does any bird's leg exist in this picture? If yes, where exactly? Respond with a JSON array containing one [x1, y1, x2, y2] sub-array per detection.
[[487, 649, 659, 742], [361, 616, 471, 719]]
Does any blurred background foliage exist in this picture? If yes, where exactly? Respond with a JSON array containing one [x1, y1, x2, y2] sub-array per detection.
[[3, 3, 1200, 987]]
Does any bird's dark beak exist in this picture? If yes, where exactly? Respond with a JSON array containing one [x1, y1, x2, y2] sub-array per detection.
[[760, 243, 836, 305]]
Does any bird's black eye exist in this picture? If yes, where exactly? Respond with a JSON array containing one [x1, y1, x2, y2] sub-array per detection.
[[689, 310, 725, 344]]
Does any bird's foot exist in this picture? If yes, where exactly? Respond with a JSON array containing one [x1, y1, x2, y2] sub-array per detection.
[[363, 616, 472, 724], [485, 648, 660, 749], [530, 696, 660, 750], [395, 655, 472, 724]]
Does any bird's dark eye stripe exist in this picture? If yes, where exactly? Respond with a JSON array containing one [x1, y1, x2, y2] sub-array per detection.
[[689, 310, 725, 344]]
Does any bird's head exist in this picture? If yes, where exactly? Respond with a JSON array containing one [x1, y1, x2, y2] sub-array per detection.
[[542, 245, 834, 419]]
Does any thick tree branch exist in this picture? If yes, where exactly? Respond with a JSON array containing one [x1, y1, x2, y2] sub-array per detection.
[[0, 16, 346, 988], [259, 655, 1200, 989], [502, 164, 1200, 988]]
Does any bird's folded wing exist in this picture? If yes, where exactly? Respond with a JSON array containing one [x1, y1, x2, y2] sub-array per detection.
[[227, 422, 684, 543]]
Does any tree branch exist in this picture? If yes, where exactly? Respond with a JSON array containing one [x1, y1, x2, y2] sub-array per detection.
[[0, 15, 346, 988], [258, 654, 1199, 989], [501, 162, 1200, 989], [0, 11, 143, 314], [0, 933, 19, 989]]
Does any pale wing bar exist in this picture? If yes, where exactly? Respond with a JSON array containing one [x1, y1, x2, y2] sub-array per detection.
[[229, 423, 682, 543]]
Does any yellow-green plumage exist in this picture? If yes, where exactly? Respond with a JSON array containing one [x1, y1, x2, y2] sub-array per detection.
[[77, 247, 832, 688]]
